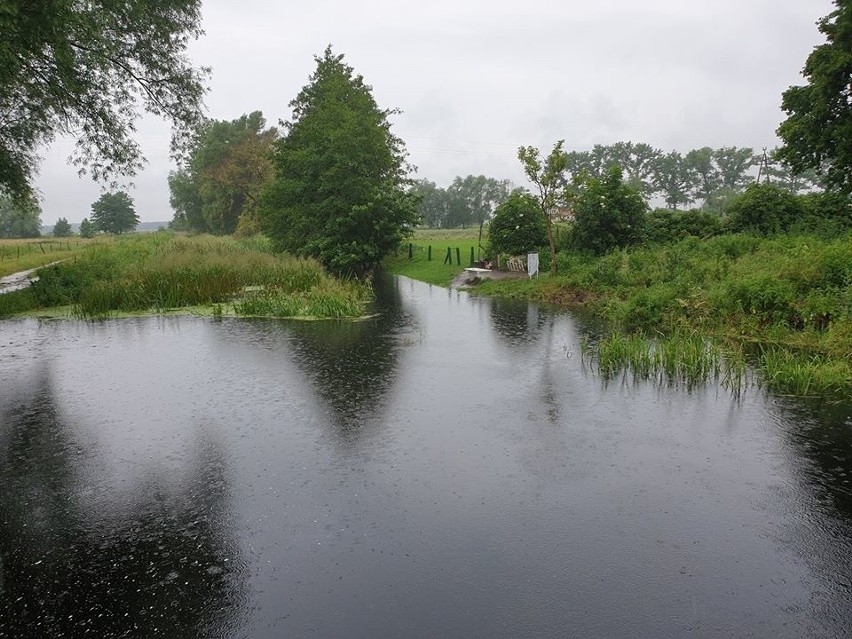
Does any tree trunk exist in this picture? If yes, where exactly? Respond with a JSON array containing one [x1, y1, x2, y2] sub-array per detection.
[[545, 213, 557, 275]]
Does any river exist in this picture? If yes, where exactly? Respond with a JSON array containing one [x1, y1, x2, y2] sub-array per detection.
[[0, 274, 850, 638]]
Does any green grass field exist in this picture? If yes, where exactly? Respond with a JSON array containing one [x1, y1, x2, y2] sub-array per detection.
[[0, 237, 105, 277], [384, 228, 483, 286]]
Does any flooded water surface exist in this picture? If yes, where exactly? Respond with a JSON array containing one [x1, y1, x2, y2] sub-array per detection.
[[1, 275, 850, 638]]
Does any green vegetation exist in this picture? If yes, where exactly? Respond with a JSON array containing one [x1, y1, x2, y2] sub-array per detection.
[[411, 175, 512, 229], [383, 228, 479, 286], [169, 111, 277, 235], [727, 183, 805, 235], [260, 47, 418, 275], [90, 191, 140, 235], [488, 190, 547, 256], [0, 238, 95, 277], [52, 217, 73, 237], [475, 231, 852, 398], [570, 166, 647, 254], [517, 141, 567, 274], [582, 332, 749, 395], [0, 196, 41, 238], [79, 218, 96, 238], [0, 234, 372, 320], [777, 0, 852, 194], [0, 0, 206, 204]]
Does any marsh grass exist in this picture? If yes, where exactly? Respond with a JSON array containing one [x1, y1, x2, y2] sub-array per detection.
[[757, 347, 852, 398], [584, 332, 751, 395], [234, 280, 371, 319], [8, 234, 372, 320]]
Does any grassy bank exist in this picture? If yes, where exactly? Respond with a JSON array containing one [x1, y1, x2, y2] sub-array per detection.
[[0, 233, 372, 320], [384, 227, 481, 285], [475, 232, 851, 398]]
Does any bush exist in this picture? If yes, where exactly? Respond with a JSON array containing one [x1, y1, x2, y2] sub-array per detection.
[[487, 189, 547, 256], [727, 183, 805, 234], [644, 209, 723, 244], [571, 166, 647, 255], [794, 192, 852, 235]]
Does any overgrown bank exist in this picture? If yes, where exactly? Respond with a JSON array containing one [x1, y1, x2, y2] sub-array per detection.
[[0, 234, 372, 320], [475, 231, 852, 399]]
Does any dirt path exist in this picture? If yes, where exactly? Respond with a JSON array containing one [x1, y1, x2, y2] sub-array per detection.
[[0, 261, 64, 295]]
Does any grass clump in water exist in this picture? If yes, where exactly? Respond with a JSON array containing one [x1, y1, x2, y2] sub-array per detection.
[[584, 332, 750, 395], [234, 279, 372, 319]]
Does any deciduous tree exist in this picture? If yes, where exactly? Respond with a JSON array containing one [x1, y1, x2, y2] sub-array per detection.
[[52, 217, 72, 237], [518, 141, 567, 274], [90, 192, 139, 234], [777, 0, 852, 193], [169, 112, 277, 234], [260, 47, 418, 274], [0, 1, 208, 204], [0, 195, 41, 238], [79, 217, 96, 238]]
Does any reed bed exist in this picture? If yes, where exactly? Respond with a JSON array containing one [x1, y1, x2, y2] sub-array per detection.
[[583, 332, 750, 395], [11, 234, 372, 320]]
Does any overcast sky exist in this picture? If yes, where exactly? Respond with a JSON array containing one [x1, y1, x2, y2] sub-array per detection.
[[35, 0, 834, 225]]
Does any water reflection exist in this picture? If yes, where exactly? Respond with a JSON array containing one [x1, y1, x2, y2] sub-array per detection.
[[0, 365, 244, 638], [1, 279, 851, 638], [274, 273, 413, 441], [488, 297, 547, 349]]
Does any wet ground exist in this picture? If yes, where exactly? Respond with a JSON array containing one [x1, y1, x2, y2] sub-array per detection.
[[0, 274, 850, 638]]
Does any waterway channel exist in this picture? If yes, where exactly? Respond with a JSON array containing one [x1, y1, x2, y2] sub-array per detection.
[[0, 274, 850, 638]]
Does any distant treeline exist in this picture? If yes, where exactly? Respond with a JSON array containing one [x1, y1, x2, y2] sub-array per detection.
[[413, 143, 825, 230]]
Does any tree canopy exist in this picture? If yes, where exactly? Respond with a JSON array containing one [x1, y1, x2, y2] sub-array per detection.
[[0, 195, 41, 238], [410, 175, 511, 229], [571, 167, 647, 255], [169, 111, 277, 235], [52, 217, 73, 237], [260, 47, 418, 274], [90, 191, 139, 234], [488, 190, 547, 257], [777, 0, 852, 193], [0, 1, 208, 203]]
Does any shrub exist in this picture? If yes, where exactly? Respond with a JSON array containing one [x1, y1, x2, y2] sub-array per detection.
[[571, 166, 647, 255], [644, 209, 723, 244], [726, 183, 806, 234], [487, 189, 547, 256]]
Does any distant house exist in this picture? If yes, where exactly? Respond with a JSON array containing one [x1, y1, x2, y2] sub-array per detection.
[[548, 206, 575, 222]]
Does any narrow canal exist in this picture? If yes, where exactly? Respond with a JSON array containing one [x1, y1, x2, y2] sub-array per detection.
[[1, 274, 850, 638]]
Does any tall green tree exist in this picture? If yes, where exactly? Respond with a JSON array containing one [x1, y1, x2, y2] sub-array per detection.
[[713, 147, 756, 191], [169, 111, 277, 234], [777, 0, 852, 193], [260, 47, 418, 274], [518, 140, 567, 275], [90, 192, 139, 234], [79, 217, 96, 238], [0, 1, 208, 204], [685, 147, 721, 205], [652, 151, 696, 209], [410, 179, 449, 228], [52, 217, 73, 237], [0, 195, 41, 238]]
